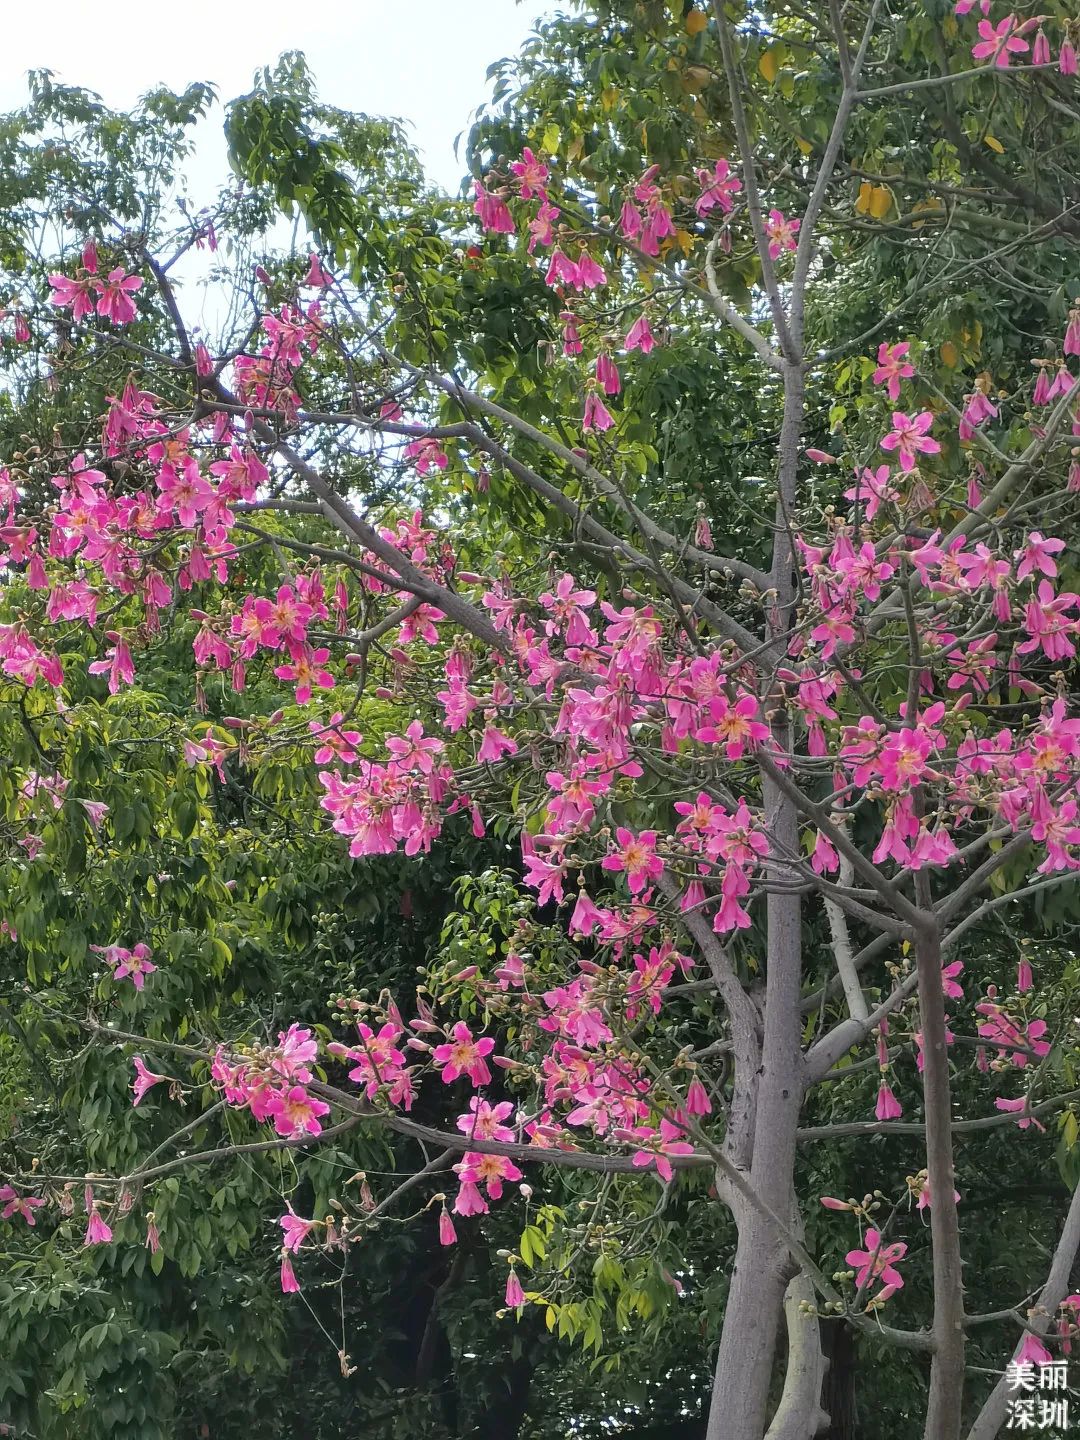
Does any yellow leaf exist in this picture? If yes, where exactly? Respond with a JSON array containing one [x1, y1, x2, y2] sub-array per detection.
[[685, 8, 708, 34], [795, 136, 813, 156], [985, 134, 1004, 154], [855, 180, 873, 215], [1065, 1111, 1079, 1150], [567, 134, 584, 163], [940, 341, 959, 369], [868, 185, 892, 219], [674, 228, 695, 257], [758, 48, 780, 84], [684, 64, 712, 92], [911, 197, 943, 230], [601, 87, 621, 112]]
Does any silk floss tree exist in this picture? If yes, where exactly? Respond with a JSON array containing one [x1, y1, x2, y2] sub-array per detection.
[[2, 3, 1080, 1438]]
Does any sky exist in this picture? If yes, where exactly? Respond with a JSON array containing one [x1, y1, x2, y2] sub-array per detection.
[[0, 0, 543, 194]]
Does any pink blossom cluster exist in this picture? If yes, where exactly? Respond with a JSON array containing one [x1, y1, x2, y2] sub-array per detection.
[[210, 1025, 330, 1138]]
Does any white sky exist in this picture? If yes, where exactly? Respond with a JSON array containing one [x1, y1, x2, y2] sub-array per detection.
[[1, 0, 543, 195]]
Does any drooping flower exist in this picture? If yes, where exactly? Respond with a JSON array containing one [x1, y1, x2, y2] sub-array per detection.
[[280, 1253, 300, 1292], [505, 1268, 526, 1309], [84, 1210, 113, 1246], [875, 1080, 903, 1121], [583, 392, 615, 432], [1015, 1331, 1054, 1366], [279, 1211, 315, 1253], [625, 313, 655, 354], [131, 1055, 167, 1106]]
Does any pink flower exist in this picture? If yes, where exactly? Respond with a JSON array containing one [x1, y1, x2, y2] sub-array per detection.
[[274, 646, 335, 705], [872, 342, 914, 402], [972, 14, 1030, 67], [156, 459, 216, 528], [694, 158, 741, 218], [576, 251, 607, 291], [473, 180, 515, 235], [131, 1055, 167, 1106], [265, 1085, 331, 1137], [280, 1253, 300, 1292], [1061, 38, 1078, 75], [453, 1178, 488, 1216], [84, 1210, 113, 1246], [477, 725, 518, 764], [404, 436, 449, 474], [764, 209, 799, 259], [88, 639, 136, 694], [583, 392, 615, 432], [696, 693, 770, 759], [561, 311, 582, 356], [819, 1196, 854, 1211], [601, 827, 663, 894], [94, 942, 156, 990], [509, 146, 549, 200], [994, 1096, 1045, 1131], [95, 267, 144, 325], [545, 248, 580, 290], [880, 411, 940, 472], [844, 464, 899, 521], [685, 1077, 712, 1116], [941, 960, 964, 999], [48, 271, 96, 322], [1016, 1331, 1053, 1367], [625, 313, 655, 354], [595, 352, 621, 396], [505, 1269, 526, 1308], [386, 719, 444, 774], [457, 1098, 515, 1142], [1015, 531, 1065, 582], [432, 1021, 496, 1087], [875, 1080, 903, 1121], [438, 1207, 457, 1245], [915, 1178, 961, 1212], [0, 1186, 45, 1225], [303, 253, 333, 288], [279, 1212, 315, 1253], [845, 1227, 907, 1293]]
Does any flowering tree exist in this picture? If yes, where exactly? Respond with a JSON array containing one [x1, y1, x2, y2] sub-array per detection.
[[2, 6, 1080, 1439]]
